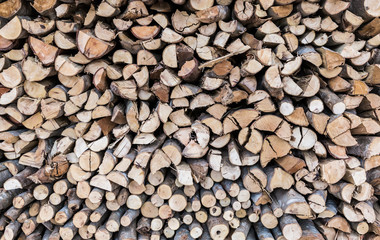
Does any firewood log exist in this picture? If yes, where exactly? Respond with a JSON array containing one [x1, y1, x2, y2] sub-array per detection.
[[274, 189, 312, 217]]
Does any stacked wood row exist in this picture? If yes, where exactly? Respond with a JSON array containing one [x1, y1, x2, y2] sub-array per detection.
[[0, 0, 379, 239]]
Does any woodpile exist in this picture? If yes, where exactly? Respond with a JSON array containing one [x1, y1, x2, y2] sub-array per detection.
[[0, 0, 379, 239]]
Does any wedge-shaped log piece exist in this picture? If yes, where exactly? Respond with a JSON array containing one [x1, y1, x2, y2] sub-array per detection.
[[196, 5, 229, 24], [55, 55, 83, 77], [265, 166, 295, 192], [308, 190, 327, 214], [160, 69, 181, 87], [140, 112, 160, 133], [131, 26, 160, 40], [110, 80, 137, 100], [320, 159, 346, 184], [137, 50, 158, 66], [90, 174, 115, 192], [29, 37, 59, 66], [4, 167, 35, 190], [3, 41, 28, 62], [326, 116, 357, 147], [22, 57, 55, 82], [318, 47, 345, 70], [339, 202, 364, 222], [223, 108, 260, 134], [241, 166, 266, 193], [281, 56, 302, 75], [0, 35, 15, 51], [0, 0, 28, 19], [263, 65, 283, 99], [172, 10, 200, 35], [22, 18, 55, 36], [326, 215, 351, 233], [162, 140, 182, 166], [352, 118, 380, 135], [178, 58, 200, 82], [171, 84, 201, 99], [122, 1, 148, 19], [0, 16, 27, 40], [107, 171, 129, 188], [260, 135, 291, 167], [77, 29, 115, 59], [0, 63, 24, 88], [238, 127, 263, 154], [274, 188, 312, 217], [276, 155, 306, 174], [19, 139, 49, 168], [149, 149, 171, 174], [182, 140, 209, 159], [31, 0, 57, 17]]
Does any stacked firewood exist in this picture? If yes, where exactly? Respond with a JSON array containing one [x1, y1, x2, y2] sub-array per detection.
[[0, 0, 380, 239]]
